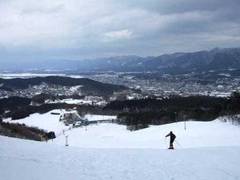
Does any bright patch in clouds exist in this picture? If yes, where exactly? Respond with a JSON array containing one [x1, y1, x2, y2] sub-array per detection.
[[104, 29, 133, 41]]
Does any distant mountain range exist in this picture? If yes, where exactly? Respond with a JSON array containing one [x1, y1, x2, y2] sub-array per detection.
[[1, 47, 240, 74]]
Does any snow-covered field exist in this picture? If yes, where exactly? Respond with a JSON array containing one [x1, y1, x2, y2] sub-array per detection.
[[4, 111, 240, 148], [53, 119, 240, 149], [1, 114, 240, 180], [1, 135, 240, 180], [4, 110, 117, 136], [84, 114, 117, 122], [4, 110, 69, 134], [47, 98, 107, 106], [48, 98, 93, 105]]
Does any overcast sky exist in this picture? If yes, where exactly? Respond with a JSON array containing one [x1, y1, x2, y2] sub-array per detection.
[[0, 0, 240, 60]]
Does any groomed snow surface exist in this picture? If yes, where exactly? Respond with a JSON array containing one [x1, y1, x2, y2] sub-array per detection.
[[53, 120, 240, 149], [1, 112, 240, 180]]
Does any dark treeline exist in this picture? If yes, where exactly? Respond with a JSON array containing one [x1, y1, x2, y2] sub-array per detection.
[[3, 103, 102, 120], [1, 94, 240, 132], [31, 93, 86, 105], [0, 122, 55, 141], [105, 95, 240, 130], [0, 96, 112, 120], [0, 97, 31, 115]]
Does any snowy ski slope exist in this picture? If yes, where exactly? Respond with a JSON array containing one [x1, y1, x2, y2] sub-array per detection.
[[53, 119, 240, 149], [0, 135, 240, 180], [1, 114, 240, 180]]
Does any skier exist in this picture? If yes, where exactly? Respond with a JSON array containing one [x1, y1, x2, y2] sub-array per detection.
[[165, 131, 176, 149]]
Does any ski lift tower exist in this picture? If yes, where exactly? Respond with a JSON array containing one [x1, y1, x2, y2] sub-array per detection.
[[183, 114, 187, 131], [65, 135, 69, 146]]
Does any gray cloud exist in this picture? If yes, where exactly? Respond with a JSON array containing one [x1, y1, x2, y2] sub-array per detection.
[[0, 0, 239, 60]]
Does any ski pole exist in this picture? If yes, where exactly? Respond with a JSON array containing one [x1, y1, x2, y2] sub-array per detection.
[[175, 140, 182, 148]]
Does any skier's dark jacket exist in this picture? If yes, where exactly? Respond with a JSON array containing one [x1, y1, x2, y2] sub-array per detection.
[[165, 131, 176, 143]]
